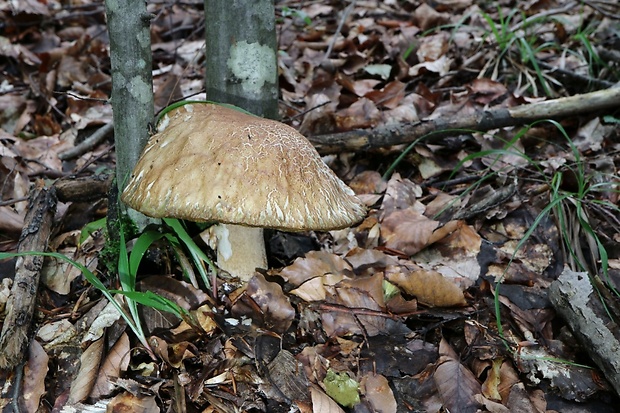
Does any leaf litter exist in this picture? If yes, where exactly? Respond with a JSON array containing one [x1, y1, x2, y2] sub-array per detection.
[[0, 0, 620, 411]]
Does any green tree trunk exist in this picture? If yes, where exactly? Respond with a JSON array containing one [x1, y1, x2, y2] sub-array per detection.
[[204, 0, 279, 119]]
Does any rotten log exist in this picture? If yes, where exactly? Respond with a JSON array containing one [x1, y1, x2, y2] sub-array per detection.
[[0, 183, 57, 369], [308, 86, 620, 154], [548, 268, 620, 397]]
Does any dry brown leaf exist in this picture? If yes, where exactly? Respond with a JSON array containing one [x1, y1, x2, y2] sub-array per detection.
[[348, 170, 387, 195], [474, 394, 510, 413], [22, 340, 49, 413], [12, 136, 70, 175], [311, 384, 346, 413], [279, 250, 352, 287], [386, 268, 467, 307], [467, 78, 509, 105], [498, 361, 520, 402], [380, 208, 440, 256], [381, 93, 420, 124], [345, 247, 400, 277], [339, 273, 386, 309], [107, 391, 159, 412], [169, 303, 219, 339], [149, 336, 197, 369], [414, 221, 481, 290], [0, 95, 28, 134], [0, 206, 24, 236], [41, 245, 98, 295], [361, 373, 397, 413], [381, 173, 423, 215], [424, 192, 462, 219], [364, 80, 406, 109], [432, 0, 473, 10], [334, 97, 381, 131], [481, 358, 503, 401], [291, 276, 328, 302], [413, 3, 451, 31], [409, 55, 453, 77], [89, 332, 130, 399], [32, 113, 61, 137], [300, 87, 340, 135], [234, 273, 295, 333], [322, 276, 387, 337], [298, 345, 330, 384], [506, 383, 540, 413], [67, 337, 104, 405], [7, 0, 50, 15], [434, 340, 482, 413]]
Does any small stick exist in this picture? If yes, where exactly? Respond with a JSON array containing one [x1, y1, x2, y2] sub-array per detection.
[[322, 0, 356, 62], [58, 122, 114, 161]]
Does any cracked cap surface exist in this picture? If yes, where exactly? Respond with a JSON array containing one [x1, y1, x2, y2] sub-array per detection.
[[121, 103, 366, 231]]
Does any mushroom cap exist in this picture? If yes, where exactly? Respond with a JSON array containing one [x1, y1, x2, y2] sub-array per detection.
[[121, 103, 366, 231]]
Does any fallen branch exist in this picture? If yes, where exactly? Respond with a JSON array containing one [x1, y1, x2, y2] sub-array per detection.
[[308, 86, 620, 154], [54, 174, 113, 203], [0, 182, 57, 369], [549, 268, 620, 397]]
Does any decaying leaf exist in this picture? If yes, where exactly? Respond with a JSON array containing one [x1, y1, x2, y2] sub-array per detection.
[[321, 273, 390, 336], [380, 208, 440, 255], [232, 273, 295, 333], [90, 333, 130, 399], [311, 384, 346, 413], [107, 391, 159, 412], [413, 221, 482, 290], [280, 250, 352, 287], [361, 372, 397, 413], [434, 340, 482, 413], [387, 267, 467, 307], [22, 340, 49, 413], [67, 337, 104, 405]]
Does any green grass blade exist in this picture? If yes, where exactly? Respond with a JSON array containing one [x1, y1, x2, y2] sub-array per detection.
[[79, 217, 107, 247], [163, 218, 215, 288], [110, 290, 189, 319], [0, 250, 151, 351], [129, 231, 167, 278]]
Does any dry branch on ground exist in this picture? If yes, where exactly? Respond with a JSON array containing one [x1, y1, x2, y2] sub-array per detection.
[[309, 86, 620, 153]]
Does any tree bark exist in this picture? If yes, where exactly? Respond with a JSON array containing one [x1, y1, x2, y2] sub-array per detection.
[[549, 268, 620, 397], [204, 0, 279, 119], [0, 183, 56, 369], [308, 86, 620, 154], [105, 0, 154, 228]]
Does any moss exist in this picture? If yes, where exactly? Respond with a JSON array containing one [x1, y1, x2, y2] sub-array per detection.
[[101, 177, 139, 277]]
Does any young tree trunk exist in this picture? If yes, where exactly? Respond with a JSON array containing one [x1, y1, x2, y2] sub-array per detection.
[[204, 0, 279, 119], [105, 0, 154, 229]]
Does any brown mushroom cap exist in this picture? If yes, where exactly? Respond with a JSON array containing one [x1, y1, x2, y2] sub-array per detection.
[[121, 103, 366, 231]]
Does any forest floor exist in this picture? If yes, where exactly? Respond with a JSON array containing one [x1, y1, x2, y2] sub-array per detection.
[[1, 0, 620, 412]]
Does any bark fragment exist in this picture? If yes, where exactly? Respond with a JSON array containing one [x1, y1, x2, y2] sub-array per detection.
[[0, 183, 57, 369], [549, 268, 620, 396]]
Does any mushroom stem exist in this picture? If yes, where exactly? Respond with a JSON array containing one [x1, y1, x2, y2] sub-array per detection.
[[214, 223, 267, 281]]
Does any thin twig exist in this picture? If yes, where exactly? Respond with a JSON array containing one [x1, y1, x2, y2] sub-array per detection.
[[323, 0, 356, 62], [0, 196, 29, 207], [58, 122, 114, 160], [510, 1, 578, 32]]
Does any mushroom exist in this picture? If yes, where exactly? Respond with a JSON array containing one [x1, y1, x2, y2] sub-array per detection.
[[121, 103, 366, 281]]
